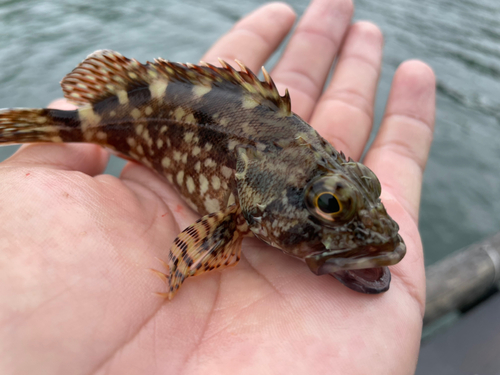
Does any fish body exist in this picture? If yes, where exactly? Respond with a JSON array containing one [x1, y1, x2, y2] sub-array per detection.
[[0, 50, 405, 298]]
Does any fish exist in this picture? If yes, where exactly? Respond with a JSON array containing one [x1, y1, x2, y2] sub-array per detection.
[[0, 50, 406, 299]]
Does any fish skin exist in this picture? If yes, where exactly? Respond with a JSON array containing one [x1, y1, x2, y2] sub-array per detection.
[[0, 50, 406, 298]]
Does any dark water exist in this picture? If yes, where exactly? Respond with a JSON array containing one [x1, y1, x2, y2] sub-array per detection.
[[0, 0, 498, 265]]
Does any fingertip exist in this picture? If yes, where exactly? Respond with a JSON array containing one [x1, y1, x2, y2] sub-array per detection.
[[322, 0, 354, 21], [349, 21, 384, 47], [202, 1, 296, 69], [396, 60, 436, 90], [236, 1, 296, 32], [257, 2, 297, 21], [387, 60, 436, 128], [47, 98, 77, 110]]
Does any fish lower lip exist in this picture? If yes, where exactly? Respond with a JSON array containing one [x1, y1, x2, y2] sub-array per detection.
[[306, 235, 406, 294], [332, 267, 391, 294]]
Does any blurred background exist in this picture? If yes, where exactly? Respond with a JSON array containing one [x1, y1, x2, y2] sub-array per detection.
[[0, 1, 498, 284]]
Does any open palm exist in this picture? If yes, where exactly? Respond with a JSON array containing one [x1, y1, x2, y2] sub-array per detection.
[[0, 1, 435, 374]]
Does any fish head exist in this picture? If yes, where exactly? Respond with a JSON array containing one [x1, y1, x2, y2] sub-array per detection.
[[300, 162, 406, 293], [246, 158, 406, 294]]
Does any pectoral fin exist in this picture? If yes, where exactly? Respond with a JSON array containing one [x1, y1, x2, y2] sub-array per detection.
[[157, 204, 249, 299]]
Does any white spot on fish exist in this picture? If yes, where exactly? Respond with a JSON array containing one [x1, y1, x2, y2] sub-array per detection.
[[174, 107, 185, 121], [160, 125, 168, 133], [78, 106, 102, 132], [181, 153, 188, 164], [161, 156, 171, 168], [204, 197, 220, 213], [36, 116, 47, 124], [176, 170, 184, 185], [199, 175, 209, 195], [145, 106, 153, 116], [211, 175, 220, 190], [193, 85, 212, 97], [194, 161, 201, 172], [143, 128, 151, 140], [184, 132, 194, 143], [221, 166, 232, 178], [136, 144, 144, 155], [157, 139, 164, 149], [185, 113, 195, 124], [204, 143, 212, 152], [186, 176, 195, 194], [242, 96, 259, 109], [117, 90, 129, 105], [204, 158, 217, 168], [192, 146, 201, 156], [135, 124, 144, 135], [149, 80, 168, 99], [78, 109, 101, 141], [131, 108, 141, 120], [173, 150, 182, 162]]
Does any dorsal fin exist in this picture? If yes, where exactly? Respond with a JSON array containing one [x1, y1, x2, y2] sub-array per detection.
[[61, 50, 149, 106], [61, 50, 292, 116]]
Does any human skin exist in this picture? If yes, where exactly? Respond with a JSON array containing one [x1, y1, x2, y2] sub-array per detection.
[[0, 0, 435, 374]]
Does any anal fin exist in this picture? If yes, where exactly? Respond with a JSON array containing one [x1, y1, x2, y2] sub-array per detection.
[[159, 204, 249, 299]]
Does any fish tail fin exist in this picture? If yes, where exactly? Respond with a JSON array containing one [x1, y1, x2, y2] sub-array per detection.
[[0, 108, 84, 145]]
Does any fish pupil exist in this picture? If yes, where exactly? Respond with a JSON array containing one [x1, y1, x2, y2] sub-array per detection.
[[317, 193, 340, 214]]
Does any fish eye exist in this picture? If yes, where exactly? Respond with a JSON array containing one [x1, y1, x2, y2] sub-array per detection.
[[305, 175, 357, 224], [315, 192, 342, 215]]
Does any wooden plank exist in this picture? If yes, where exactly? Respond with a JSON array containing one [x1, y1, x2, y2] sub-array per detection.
[[424, 232, 500, 324], [416, 292, 500, 374]]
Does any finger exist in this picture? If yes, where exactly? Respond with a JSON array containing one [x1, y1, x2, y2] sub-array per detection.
[[202, 2, 296, 70], [47, 98, 77, 110], [364, 61, 436, 222], [4, 98, 109, 176], [310, 22, 383, 160], [271, 0, 354, 120]]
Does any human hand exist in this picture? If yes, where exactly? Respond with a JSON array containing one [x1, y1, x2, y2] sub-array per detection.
[[0, 0, 435, 374]]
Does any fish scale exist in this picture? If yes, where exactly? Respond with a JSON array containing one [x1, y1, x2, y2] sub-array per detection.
[[0, 49, 406, 299]]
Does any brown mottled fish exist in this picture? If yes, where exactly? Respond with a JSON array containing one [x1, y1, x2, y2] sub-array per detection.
[[0, 50, 406, 299]]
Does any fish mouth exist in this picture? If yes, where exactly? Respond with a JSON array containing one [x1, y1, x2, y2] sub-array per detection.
[[332, 267, 391, 294], [305, 235, 406, 294]]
